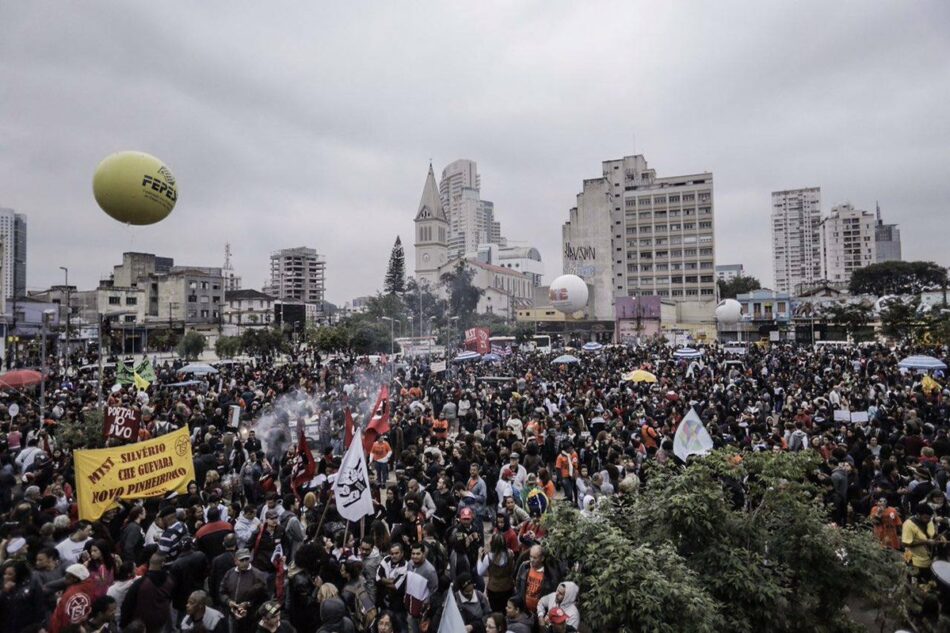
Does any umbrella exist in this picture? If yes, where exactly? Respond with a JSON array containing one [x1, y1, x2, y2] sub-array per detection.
[[673, 347, 704, 360], [552, 354, 581, 365], [0, 369, 43, 390], [179, 363, 219, 375], [481, 353, 502, 362], [623, 369, 657, 383], [582, 342, 604, 352], [453, 351, 481, 362], [898, 355, 947, 371]]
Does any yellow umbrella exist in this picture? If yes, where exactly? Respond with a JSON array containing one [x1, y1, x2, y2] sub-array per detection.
[[623, 369, 657, 383]]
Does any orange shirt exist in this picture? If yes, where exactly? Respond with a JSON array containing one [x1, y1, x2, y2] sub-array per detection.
[[525, 567, 544, 611], [871, 506, 902, 550], [370, 441, 392, 463], [541, 480, 556, 500], [555, 452, 578, 478]]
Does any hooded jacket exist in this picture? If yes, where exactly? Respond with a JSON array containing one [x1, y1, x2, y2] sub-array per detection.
[[537, 581, 580, 628], [316, 596, 355, 633]]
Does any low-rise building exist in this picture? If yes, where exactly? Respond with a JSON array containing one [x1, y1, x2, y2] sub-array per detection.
[[224, 289, 275, 330]]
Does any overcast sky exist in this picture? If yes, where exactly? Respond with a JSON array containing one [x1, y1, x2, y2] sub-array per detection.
[[2, 2, 948, 304]]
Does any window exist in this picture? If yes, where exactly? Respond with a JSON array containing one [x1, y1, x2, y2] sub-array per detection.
[[126, 297, 137, 305], [108, 296, 121, 305], [124, 315, 135, 323], [188, 295, 197, 303], [200, 310, 209, 318]]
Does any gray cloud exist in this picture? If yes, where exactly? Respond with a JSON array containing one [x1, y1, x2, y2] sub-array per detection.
[[1, 1, 948, 303]]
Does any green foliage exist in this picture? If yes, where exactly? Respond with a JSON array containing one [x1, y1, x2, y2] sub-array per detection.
[[543, 451, 901, 633], [240, 328, 287, 358], [308, 325, 349, 353], [440, 260, 483, 328], [879, 298, 922, 341], [513, 322, 535, 345], [824, 303, 872, 340], [718, 275, 762, 299], [849, 260, 948, 296], [58, 409, 106, 450], [176, 331, 206, 360], [384, 236, 406, 294], [214, 335, 242, 359]]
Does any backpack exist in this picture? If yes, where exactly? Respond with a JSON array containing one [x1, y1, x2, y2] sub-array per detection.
[[349, 582, 378, 632]]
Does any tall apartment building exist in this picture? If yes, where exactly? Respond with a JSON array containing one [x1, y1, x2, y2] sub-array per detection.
[[0, 208, 27, 300], [874, 203, 902, 263], [771, 188, 822, 294], [562, 154, 715, 319], [438, 159, 504, 259], [820, 203, 876, 284], [266, 247, 326, 306]]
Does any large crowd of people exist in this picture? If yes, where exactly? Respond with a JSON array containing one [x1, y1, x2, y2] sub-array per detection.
[[0, 338, 947, 633]]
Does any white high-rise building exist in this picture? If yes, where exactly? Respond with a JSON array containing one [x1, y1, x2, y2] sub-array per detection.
[[771, 188, 822, 294], [820, 203, 876, 284], [439, 159, 505, 259], [265, 247, 326, 307], [562, 154, 715, 319], [0, 208, 27, 301]]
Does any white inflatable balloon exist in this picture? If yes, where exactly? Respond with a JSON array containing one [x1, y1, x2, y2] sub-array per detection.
[[715, 298, 742, 324], [549, 274, 589, 314]]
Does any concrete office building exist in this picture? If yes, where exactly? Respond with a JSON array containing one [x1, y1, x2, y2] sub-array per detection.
[[715, 264, 744, 282], [439, 159, 505, 259], [0, 208, 27, 300], [771, 187, 822, 294], [874, 203, 902, 263], [266, 247, 326, 307], [820, 203, 877, 284], [562, 154, 715, 321]]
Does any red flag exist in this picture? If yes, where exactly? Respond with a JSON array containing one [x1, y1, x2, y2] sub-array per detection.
[[362, 385, 390, 455], [291, 430, 316, 496], [344, 406, 354, 449]]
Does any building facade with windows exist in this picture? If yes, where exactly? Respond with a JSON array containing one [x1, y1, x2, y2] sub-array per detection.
[[265, 247, 326, 307], [562, 154, 715, 320], [874, 203, 902, 263], [0, 208, 27, 301], [820, 203, 876, 284], [224, 289, 275, 330], [771, 187, 822, 294], [715, 264, 744, 282], [157, 268, 225, 325]]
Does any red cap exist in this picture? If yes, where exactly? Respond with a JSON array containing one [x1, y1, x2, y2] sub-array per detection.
[[460, 507, 474, 520], [548, 607, 568, 624]]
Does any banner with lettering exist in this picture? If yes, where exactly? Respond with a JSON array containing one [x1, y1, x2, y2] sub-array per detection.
[[74, 426, 195, 520], [464, 327, 490, 355], [102, 406, 141, 442]]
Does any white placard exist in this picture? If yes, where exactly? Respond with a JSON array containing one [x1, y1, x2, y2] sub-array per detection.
[[834, 409, 851, 422]]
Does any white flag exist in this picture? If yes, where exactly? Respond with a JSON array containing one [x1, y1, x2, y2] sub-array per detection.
[[672, 407, 714, 462], [331, 427, 374, 522], [437, 589, 467, 633]]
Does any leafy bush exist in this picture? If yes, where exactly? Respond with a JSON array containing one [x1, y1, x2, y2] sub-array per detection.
[[176, 331, 207, 360], [543, 450, 900, 633]]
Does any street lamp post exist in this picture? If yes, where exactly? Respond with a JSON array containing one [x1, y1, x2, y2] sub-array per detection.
[[40, 309, 54, 421], [59, 266, 69, 365], [381, 316, 394, 355]]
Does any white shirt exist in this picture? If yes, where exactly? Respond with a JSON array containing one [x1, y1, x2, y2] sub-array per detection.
[[55, 536, 91, 565]]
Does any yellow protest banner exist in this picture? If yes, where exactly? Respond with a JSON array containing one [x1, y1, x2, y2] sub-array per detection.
[[74, 426, 195, 521]]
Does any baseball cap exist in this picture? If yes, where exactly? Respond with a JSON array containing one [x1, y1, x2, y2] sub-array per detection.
[[265, 509, 279, 519], [548, 607, 568, 624], [236, 548, 252, 560], [459, 507, 474, 520], [65, 563, 90, 581], [259, 600, 281, 618]]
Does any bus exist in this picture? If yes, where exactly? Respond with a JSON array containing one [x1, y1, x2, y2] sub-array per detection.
[[488, 334, 552, 354]]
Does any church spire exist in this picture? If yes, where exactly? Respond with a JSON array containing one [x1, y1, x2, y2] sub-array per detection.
[[415, 163, 447, 222]]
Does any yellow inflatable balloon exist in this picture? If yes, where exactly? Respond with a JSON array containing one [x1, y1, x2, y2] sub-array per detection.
[[93, 151, 178, 225]]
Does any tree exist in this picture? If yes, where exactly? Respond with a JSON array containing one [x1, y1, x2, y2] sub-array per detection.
[[240, 328, 287, 359], [176, 331, 206, 360], [384, 236, 406, 294], [878, 298, 922, 341], [440, 261, 483, 328], [309, 325, 349, 353], [824, 302, 872, 341], [543, 450, 900, 633], [58, 409, 106, 450], [214, 335, 242, 359], [849, 260, 948, 296], [717, 275, 761, 299]]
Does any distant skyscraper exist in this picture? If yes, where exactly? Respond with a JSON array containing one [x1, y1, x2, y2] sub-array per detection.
[[0, 208, 27, 300], [266, 247, 326, 306], [439, 159, 505, 259], [715, 264, 744, 282], [874, 202, 902, 263], [771, 188, 822, 294], [820, 203, 876, 284]]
